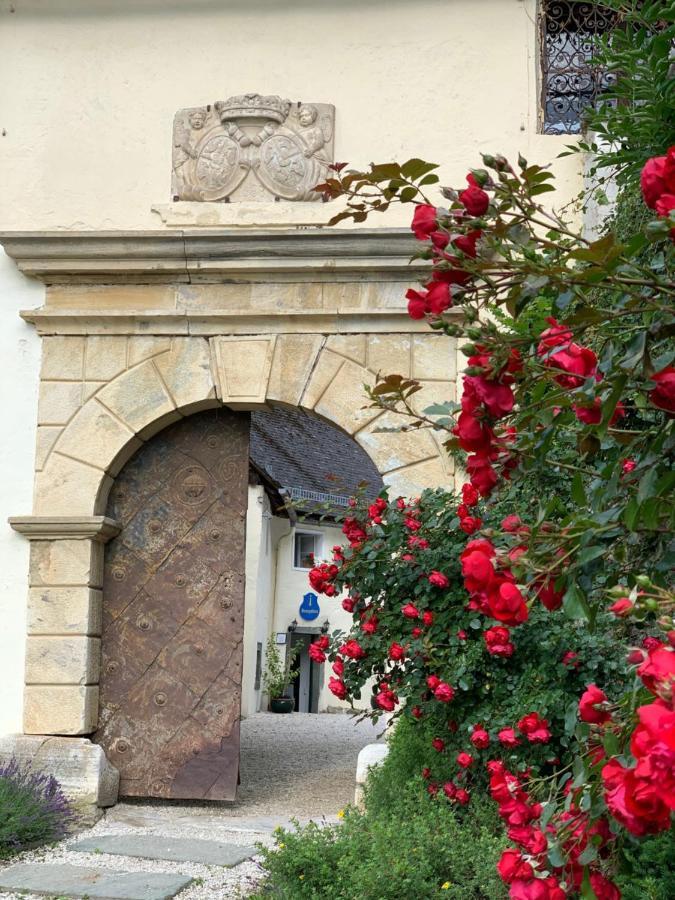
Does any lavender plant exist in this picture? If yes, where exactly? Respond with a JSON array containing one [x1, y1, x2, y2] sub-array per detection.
[[0, 758, 76, 857]]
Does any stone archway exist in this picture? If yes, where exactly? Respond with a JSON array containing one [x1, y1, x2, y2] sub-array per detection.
[[12, 331, 454, 740], [4, 227, 458, 814]]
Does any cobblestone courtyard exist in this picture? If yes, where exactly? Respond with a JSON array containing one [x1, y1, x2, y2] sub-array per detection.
[[0, 712, 386, 899]]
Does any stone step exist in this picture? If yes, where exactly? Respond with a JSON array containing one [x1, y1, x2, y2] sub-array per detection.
[[69, 833, 257, 867], [0, 862, 192, 900]]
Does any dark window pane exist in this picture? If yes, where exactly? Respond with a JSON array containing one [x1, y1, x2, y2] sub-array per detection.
[[294, 532, 319, 569]]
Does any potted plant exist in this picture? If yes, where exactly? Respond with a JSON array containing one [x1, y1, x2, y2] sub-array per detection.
[[262, 636, 299, 713]]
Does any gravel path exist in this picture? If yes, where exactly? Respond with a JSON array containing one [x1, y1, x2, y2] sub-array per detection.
[[0, 712, 386, 899]]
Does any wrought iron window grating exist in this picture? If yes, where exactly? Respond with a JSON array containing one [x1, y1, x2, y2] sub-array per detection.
[[540, 1, 617, 134]]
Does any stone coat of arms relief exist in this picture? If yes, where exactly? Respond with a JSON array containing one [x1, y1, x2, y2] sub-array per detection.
[[172, 94, 334, 202]]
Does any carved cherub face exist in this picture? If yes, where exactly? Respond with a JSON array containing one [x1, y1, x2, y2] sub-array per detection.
[[188, 110, 207, 130], [298, 105, 318, 127]]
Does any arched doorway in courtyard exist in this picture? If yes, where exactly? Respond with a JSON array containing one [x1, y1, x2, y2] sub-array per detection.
[[93, 404, 382, 803]]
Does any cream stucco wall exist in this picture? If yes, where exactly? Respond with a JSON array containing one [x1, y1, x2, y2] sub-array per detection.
[[0, 0, 582, 231], [0, 251, 42, 734]]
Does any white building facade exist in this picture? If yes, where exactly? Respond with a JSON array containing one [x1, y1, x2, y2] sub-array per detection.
[[0, 0, 589, 814]]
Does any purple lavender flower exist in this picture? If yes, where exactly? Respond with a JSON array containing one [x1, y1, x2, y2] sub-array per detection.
[[0, 757, 77, 857]]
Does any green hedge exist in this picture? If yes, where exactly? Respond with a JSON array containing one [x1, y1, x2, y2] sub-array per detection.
[[251, 783, 506, 900]]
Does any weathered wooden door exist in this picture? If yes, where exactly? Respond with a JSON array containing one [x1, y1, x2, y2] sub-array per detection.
[[94, 409, 249, 800]]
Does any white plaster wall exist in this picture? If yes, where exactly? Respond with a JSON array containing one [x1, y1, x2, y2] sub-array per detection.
[[242, 486, 290, 717], [0, 0, 583, 232], [273, 522, 369, 712], [0, 252, 42, 734]]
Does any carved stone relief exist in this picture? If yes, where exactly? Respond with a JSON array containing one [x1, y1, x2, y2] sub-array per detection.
[[171, 94, 334, 202]]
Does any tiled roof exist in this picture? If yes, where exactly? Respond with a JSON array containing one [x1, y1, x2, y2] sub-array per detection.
[[250, 407, 383, 506]]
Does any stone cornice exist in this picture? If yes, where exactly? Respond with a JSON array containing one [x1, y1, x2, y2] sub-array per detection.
[[0, 227, 429, 284], [9, 516, 120, 542], [19, 308, 445, 336]]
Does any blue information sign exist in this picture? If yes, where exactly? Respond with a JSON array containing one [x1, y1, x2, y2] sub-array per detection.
[[299, 591, 321, 621]]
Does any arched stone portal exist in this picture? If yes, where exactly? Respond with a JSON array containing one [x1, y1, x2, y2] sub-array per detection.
[[4, 227, 458, 815]]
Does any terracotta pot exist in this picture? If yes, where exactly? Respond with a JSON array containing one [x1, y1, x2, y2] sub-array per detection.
[[270, 696, 295, 714]]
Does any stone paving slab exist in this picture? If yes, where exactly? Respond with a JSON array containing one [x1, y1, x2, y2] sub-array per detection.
[[69, 834, 257, 867], [0, 863, 192, 899]]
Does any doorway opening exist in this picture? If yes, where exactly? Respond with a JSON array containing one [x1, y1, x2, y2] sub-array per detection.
[[289, 629, 322, 714]]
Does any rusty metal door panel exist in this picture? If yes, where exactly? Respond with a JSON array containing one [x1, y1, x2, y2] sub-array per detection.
[[94, 409, 249, 801]]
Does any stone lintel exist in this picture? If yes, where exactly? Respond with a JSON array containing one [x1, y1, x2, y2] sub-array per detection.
[[18, 308, 452, 336], [0, 227, 429, 284], [9, 515, 120, 542]]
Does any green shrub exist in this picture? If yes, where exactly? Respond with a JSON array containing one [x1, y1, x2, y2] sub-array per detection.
[[0, 758, 76, 857], [251, 783, 506, 900], [615, 831, 675, 900]]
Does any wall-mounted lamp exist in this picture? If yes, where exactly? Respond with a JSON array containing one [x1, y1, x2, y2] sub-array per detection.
[[288, 619, 298, 633], [321, 619, 330, 634]]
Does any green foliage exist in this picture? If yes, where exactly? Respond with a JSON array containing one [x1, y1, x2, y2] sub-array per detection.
[[250, 783, 507, 900], [262, 636, 299, 700], [330, 488, 631, 787], [615, 830, 675, 900], [573, 0, 675, 185]]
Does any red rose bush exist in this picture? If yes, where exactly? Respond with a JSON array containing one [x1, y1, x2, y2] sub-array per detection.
[[312, 147, 674, 896]]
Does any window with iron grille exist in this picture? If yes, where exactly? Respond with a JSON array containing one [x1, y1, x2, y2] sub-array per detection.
[[540, 1, 616, 134]]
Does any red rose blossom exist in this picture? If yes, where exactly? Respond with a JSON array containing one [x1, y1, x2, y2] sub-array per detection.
[[649, 364, 675, 414], [308, 643, 326, 664], [459, 174, 490, 217], [339, 639, 366, 660], [579, 684, 612, 724], [488, 581, 528, 626], [428, 570, 450, 588], [410, 203, 438, 240], [328, 677, 347, 700], [638, 645, 675, 696], [561, 650, 580, 669], [641, 154, 668, 208], [498, 727, 521, 748], [517, 712, 551, 744], [389, 642, 406, 661], [470, 726, 490, 749], [442, 781, 457, 799], [609, 597, 634, 617], [501, 515, 522, 533], [434, 682, 455, 703], [484, 626, 515, 657], [462, 483, 480, 507], [375, 688, 398, 711], [456, 751, 474, 768]]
